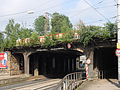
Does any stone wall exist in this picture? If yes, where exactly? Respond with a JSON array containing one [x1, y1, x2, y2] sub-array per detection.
[[10, 54, 21, 75], [0, 51, 24, 76]]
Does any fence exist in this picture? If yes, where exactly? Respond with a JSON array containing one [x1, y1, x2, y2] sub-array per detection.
[[98, 69, 117, 79], [55, 72, 86, 90]]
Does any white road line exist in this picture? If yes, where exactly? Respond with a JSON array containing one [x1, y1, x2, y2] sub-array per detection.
[[35, 83, 58, 90], [6, 79, 61, 90]]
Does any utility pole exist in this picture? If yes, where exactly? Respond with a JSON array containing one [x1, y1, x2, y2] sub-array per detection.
[[44, 12, 52, 34], [44, 12, 49, 34], [117, 0, 120, 84]]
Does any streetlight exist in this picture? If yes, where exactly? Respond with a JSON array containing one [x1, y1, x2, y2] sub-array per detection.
[[27, 10, 34, 14]]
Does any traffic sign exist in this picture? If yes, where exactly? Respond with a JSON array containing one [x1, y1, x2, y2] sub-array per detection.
[[117, 43, 120, 49], [86, 59, 91, 64], [116, 49, 120, 56], [67, 43, 71, 48]]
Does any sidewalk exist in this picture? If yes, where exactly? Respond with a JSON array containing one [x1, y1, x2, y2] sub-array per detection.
[[0, 74, 28, 80], [78, 79, 120, 90]]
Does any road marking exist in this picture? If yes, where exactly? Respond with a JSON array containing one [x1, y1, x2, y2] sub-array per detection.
[[6, 79, 61, 90], [35, 83, 58, 90]]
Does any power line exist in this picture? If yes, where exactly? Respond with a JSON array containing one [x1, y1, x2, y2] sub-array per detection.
[[0, 0, 116, 28], [85, 16, 116, 24], [1, 4, 114, 21], [73, 16, 116, 28], [68, 4, 116, 19], [16, 3, 116, 25], [0, 0, 108, 18], [0, 10, 31, 18], [101, 0, 117, 5], [0, 0, 115, 19], [85, 20, 103, 24], [0, 0, 59, 17], [95, 5, 116, 9], [0, 0, 65, 18], [0, 0, 56, 18], [83, 0, 110, 22], [60, 4, 115, 14], [0, 0, 73, 18], [97, 0, 104, 4], [113, 0, 117, 4]]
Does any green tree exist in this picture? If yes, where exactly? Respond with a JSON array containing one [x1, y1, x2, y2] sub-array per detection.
[[0, 33, 4, 51], [4, 19, 21, 47], [104, 22, 117, 37], [34, 16, 46, 35], [18, 28, 32, 39], [51, 13, 72, 33], [30, 32, 39, 45], [76, 21, 111, 45]]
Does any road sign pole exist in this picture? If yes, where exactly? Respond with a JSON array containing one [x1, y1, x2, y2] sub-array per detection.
[[117, 0, 120, 83]]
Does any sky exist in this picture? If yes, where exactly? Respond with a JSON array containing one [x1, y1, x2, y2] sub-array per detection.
[[0, 0, 117, 31]]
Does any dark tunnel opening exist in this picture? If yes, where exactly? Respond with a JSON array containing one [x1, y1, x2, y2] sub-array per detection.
[[94, 47, 118, 79], [29, 50, 82, 78], [11, 53, 24, 74]]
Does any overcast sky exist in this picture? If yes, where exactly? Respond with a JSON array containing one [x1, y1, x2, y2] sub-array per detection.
[[0, 0, 117, 31]]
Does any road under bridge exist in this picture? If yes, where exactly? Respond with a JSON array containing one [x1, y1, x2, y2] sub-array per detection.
[[5, 38, 117, 80]]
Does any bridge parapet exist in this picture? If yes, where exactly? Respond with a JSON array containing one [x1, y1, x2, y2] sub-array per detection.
[[16, 32, 80, 46]]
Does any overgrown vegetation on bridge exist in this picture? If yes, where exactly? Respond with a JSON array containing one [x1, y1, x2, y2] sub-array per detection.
[[0, 12, 117, 51]]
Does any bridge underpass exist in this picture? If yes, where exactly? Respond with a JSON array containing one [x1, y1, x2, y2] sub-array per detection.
[[94, 47, 117, 79], [29, 50, 83, 78]]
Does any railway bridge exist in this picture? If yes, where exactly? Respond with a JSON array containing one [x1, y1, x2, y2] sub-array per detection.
[[4, 38, 117, 80]]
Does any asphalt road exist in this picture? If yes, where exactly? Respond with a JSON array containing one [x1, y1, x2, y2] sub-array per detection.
[[0, 78, 61, 90]]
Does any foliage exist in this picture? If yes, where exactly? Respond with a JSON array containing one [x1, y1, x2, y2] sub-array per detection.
[[0, 33, 4, 51], [43, 35, 57, 47], [104, 22, 117, 37], [18, 28, 33, 39], [4, 19, 21, 48], [30, 32, 39, 45], [77, 22, 116, 45], [51, 13, 72, 33], [34, 16, 46, 35], [60, 31, 74, 43], [2, 19, 34, 48], [0, 15, 117, 51]]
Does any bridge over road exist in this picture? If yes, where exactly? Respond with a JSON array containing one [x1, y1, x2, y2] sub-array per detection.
[[78, 79, 120, 90]]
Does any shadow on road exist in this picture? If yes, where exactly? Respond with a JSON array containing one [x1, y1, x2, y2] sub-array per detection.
[[107, 79, 120, 88]]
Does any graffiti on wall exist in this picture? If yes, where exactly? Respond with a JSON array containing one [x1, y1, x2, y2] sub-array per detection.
[[0, 52, 8, 68]]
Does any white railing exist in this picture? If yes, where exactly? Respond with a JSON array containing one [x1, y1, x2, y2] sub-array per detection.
[[55, 72, 86, 90]]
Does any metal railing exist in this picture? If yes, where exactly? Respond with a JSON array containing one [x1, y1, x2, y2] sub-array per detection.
[[98, 69, 117, 79], [55, 72, 86, 90]]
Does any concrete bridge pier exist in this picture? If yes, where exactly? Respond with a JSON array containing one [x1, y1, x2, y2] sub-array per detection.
[[23, 52, 31, 76], [88, 50, 94, 79], [85, 48, 94, 80]]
